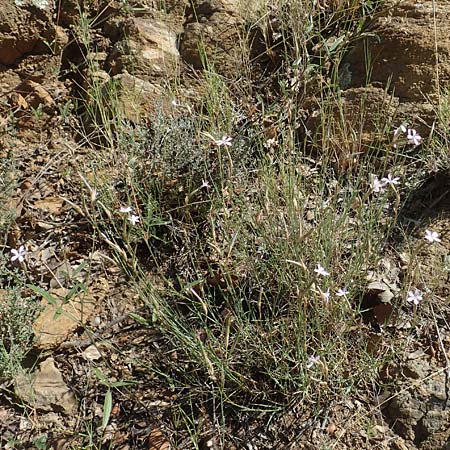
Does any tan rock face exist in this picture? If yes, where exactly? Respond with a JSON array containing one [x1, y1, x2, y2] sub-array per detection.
[[113, 72, 165, 121], [180, 0, 245, 76], [305, 86, 400, 152], [346, 0, 450, 102], [109, 18, 180, 80], [0, 0, 55, 66], [33, 287, 96, 349], [15, 358, 77, 415]]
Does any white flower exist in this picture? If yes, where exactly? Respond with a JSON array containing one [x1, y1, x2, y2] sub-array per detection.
[[264, 137, 278, 148], [307, 355, 320, 369], [214, 136, 233, 147], [407, 289, 423, 306], [321, 288, 331, 303], [128, 214, 140, 225], [201, 179, 210, 189], [11, 245, 26, 263], [314, 264, 329, 277], [171, 99, 178, 107], [424, 229, 441, 243], [394, 124, 407, 138], [371, 176, 385, 194], [336, 287, 349, 297], [407, 129, 422, 146], [120, 206, 132, 213], [381, 174, 400, 186]]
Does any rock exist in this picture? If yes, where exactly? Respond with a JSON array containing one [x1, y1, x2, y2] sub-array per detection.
[[33, 287, 96, 349], [57, 0, 80, 27], [346, 0, 450, 102], [384, 356, 450, 447], [342, 0, 450, 135], [339, 87, 399, 140], [108, 18, 179, 80], [366, 280, 395, 303], [397, 101, 436, 134], [343, 0, 450, 133], [53, 25, 70, 53], [179, 0, 258, 77], [180, 5, 242, 75], [0, 70, 21, 96], [81, 345, 102, 361], [403, 359, 429, 380], [15, 357, 77, 415], [113, 72, 166, 121], [17, 79, 55, 109], [58, 0, 102, 27], [0, 0, 55, 66], [305, 87, 400, 158], [388, 392, 425, 439]]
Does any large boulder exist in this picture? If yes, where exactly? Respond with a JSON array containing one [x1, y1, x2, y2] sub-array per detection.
[[180, 0, 246, 77], [113, 72, 166, 121], [108, 17, 180, 80], [346, 0, 450, 102], [304, 86, 400, 150]]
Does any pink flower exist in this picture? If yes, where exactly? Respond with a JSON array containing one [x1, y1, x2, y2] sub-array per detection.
[[407, 289, 422, 306], [381, 174, 400, 186], [213, 136, 233, 147], [336, 287, 349, 297], [407, 129, 422, 146], [371, 177, 385, 194], [307, 355, 320, 369]]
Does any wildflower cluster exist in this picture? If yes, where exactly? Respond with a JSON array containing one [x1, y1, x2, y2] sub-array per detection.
[[393, 124, 422, 148], [304, 263, 350, 369], [313, 264, 349, 303], [119, 206, 140, 225], [371, 173, 400, 194]]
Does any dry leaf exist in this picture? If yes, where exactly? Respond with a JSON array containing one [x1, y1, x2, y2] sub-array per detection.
[[34, 197, 64, 214], [148, 428, 170, 450], [10, 92, 29, 109]]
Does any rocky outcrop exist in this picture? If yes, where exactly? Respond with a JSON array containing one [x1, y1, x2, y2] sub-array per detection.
[[305, 0, 450, 150], [108, 17, 180, 80], [304, 86, 400, 158], [180, 0, 246, 76], [113, 72, 165, 120], [384, 355, 450, 449], [346, 0, 450, 102], [0, 0, 56, 66]]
